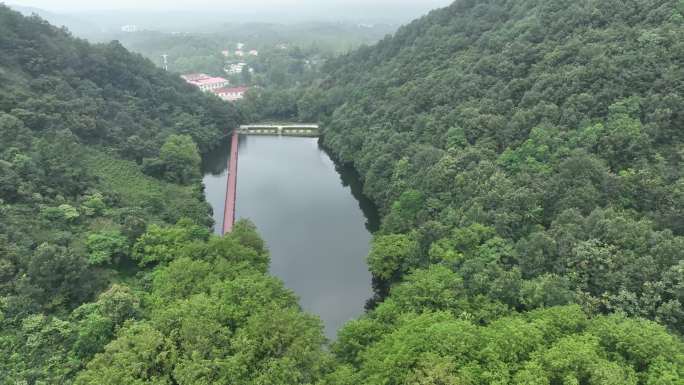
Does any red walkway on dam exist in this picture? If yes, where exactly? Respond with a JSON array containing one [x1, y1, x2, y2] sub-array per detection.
[[222, 131, 239, 234]]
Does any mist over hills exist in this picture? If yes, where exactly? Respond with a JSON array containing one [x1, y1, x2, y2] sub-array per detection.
[[1, 0, 683, 384], [7, 1, 451, 39], [8, 4, 99, 36]]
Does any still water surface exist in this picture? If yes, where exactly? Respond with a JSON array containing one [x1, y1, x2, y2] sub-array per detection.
[[202, 135, 378, 338]]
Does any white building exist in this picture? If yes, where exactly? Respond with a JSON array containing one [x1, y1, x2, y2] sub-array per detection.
[[181, 73, 230, 92], [121, 25, 138, 32], [225, 62, 248, 75], [214, 87, 249, 102]]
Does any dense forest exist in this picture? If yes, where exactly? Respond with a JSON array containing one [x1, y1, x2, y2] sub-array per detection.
[[0, 6, 313, 383], [1, 0, 684, 384], [113, 30, 326, 83], [104, 22, 396, 90], [301, 0, 684, 324], [247, 0, 684, 382]]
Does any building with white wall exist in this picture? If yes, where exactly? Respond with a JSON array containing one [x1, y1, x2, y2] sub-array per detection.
[[181, 73, 230, 92], [214, 86, 249, 102]]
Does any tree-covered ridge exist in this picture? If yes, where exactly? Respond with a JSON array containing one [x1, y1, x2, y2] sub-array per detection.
[[1, 220, 333, 384], [0, 5, 240, 157], [1, 1, 684, 384], [0, 6, 267, 383], [0, 3, 237, 320], [327, 302, 684, 384], [289, 0, 684, 333]]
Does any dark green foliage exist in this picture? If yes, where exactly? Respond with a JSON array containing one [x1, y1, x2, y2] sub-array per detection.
[[2, 2, 684, 384], [157, 134, 202, 184], [0, 6, 248, 384], [0, 6, 240, 157], [238, 0, 684, 382], [283, 0, 684, 333], [132, 218, 210, 267], [0, 284, 142, 384], [0, 1, 234, 320]]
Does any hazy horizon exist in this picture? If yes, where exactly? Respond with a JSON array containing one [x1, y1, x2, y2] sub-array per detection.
[[8, 0, 452, 14], [7, 0, 454, 34]]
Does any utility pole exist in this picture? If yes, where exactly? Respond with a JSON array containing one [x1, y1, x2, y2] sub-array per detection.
[[161, 54, 169, 71]]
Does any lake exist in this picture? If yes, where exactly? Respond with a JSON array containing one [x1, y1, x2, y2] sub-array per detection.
[[202, 135, 378, 338]]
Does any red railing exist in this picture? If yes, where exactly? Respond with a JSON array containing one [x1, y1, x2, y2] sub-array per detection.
[[222, 131, 239, 234]]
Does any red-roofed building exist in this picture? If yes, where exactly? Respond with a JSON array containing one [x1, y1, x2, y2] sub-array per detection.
[[181, 73, 229, 92], [214, 87, 249, 102], [181, 73, 208, 82]]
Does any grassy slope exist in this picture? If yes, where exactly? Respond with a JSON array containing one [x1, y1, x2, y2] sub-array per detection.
[[83, 148, 212, 228]]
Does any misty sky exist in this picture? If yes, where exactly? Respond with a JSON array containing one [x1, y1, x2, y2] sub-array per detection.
[[9, 0, 452, 13]]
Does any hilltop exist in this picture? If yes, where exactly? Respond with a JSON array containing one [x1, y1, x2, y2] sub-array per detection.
[[0, 6, 328, 384], [253, 0, 684, 380], [1, 1, 683, 384]]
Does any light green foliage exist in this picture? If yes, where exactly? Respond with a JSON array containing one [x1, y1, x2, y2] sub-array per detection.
[[80, 193, 107, 217], [70, 285, 142, 359], [519, 274, 574, 309], [74, 322, 178, 385], [85, 230, 129, 265], [389, 265, 464, 313], [157, 135, 202, 185], [367, 234, 419, 281], [4, 314, 77, 384], [132, 219, 211, 266], [85, 149, 212, 226], [230, 219, 268, 256], [58, 204, 81, 222], [76, 223, 331, 385], [513, 335, 639, 385], [327, 306, 684, 385]]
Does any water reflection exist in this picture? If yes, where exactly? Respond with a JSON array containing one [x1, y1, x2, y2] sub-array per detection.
[[202, 135, 377, 338], [201, 136, 231, 233]]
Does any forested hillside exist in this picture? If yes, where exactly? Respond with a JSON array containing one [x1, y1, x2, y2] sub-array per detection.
[[2, 1, 684, 384], [270, 0, 684, 382], [0, 3, 236, 316], [300, 0, 684, 325], [0, 6, 329, 384]]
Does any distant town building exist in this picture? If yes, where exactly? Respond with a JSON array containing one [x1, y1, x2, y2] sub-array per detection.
[[235, 50, 245, 57], [181, 73, 229, 92], [121, 25, 138, 32], [248, 50, 259, 56], [237, 42, 245, 50], [181, 73, 208, 82], [221, 50, 230, 57], [181, 74, 245, 102], [214, 86, 249, 102], [225, 62, 248, 75]]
